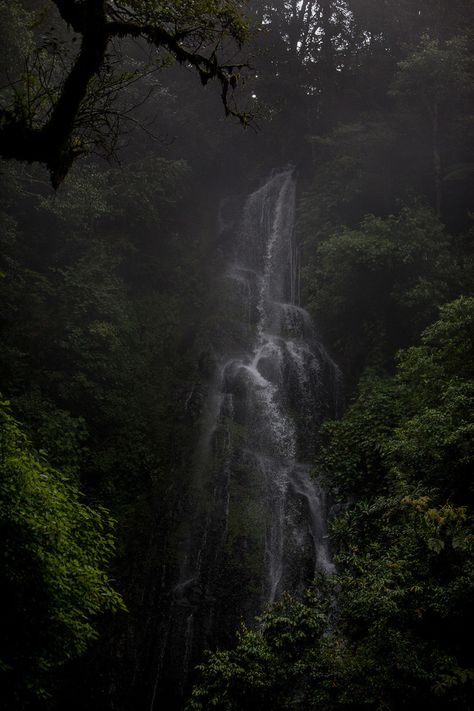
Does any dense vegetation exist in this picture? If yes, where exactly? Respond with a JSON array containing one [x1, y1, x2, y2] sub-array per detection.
[[187, 0, 474, 707], [0, 153, 213, 706], [0, 399, 124, 705], [189, 297, 474, 709], [1, 0, 473, 709]]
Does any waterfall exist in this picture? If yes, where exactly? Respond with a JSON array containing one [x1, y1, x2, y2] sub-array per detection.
[[153, 169, 341, 709], [217, 169, 339, 601]]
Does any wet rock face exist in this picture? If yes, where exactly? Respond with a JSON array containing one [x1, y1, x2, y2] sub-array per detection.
[[153, 170, 342, 709], [195, 169, 341, 615]]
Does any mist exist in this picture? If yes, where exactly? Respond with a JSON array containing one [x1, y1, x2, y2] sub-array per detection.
[[1, 2, 473, 710]]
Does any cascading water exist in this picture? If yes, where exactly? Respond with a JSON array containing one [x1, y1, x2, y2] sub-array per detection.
[[219, 169, 340, 598], [154, 169, 341, 709]]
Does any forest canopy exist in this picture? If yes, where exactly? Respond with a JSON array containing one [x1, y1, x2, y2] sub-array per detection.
[[0, 1, 473, 710]]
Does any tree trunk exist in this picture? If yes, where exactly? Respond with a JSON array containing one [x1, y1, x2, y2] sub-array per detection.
[[432, 101, 442, 216]]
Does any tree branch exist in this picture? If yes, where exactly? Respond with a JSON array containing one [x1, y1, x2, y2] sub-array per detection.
[[0, 1, 249, 187]]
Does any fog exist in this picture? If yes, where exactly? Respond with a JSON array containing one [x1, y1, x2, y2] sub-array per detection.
[[1, 2, 473, 710]]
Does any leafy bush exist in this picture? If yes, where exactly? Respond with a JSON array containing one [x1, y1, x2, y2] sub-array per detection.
[[0, 399, 125, 704]]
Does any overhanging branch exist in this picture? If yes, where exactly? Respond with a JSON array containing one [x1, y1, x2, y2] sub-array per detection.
[[0, 0, 249, 187]]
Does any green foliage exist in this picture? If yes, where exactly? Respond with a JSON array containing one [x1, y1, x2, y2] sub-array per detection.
[[329, 297, 474, 702], [0, 399, 124, 704], [0, 154, 199, 496], [1, 1, 474, 708], [0, 149, 215, 706], [391, 297, 474, 501], [302, 206, 466, 378], [189, 298, 474, 709], [317, 371, 399, 499], [187, 585, 335, 710], [390, 36, 472, 111], [13, 391, 88, 476], [38, 157, 190, 230], [299, 120, 400, 230]]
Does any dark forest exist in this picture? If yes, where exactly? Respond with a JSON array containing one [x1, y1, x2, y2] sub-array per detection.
[[1, 2, 473, 710]]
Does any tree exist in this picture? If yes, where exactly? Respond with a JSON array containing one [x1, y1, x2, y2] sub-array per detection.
[[301, 206, 461, 380], [390, 36, 472, 216], [0, 398, 125, 706], [0, 154, 216, 708], [0, 0, 249, 186]]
